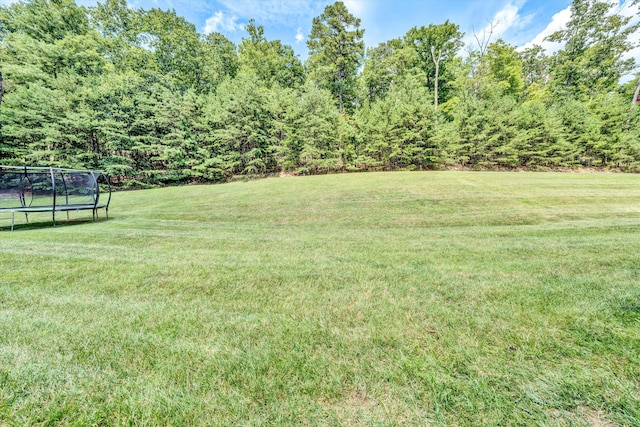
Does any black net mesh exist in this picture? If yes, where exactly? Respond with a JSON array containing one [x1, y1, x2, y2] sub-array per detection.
[[1, 166, 110, 230], [0, 172, 28, 209], [59, 172, 97, 206], [28, 171, 56, 207], [0, 167, 110, 210]]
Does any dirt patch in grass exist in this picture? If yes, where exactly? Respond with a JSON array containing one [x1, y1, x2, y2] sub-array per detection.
[[578, 406, 616, 427]]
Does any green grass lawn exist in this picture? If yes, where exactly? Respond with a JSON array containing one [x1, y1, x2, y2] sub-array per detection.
[[1, 171, 639, 426]]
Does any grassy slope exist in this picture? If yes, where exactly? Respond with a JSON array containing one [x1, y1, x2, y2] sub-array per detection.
[[1, 171, 639, 426]]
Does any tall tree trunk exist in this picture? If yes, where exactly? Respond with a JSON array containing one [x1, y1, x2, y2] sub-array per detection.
[[338, 67, 344, 114], [431, 48, 442, 110], [0, 72, 3, 104]]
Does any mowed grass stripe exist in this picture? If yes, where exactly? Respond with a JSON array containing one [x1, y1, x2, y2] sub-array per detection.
[[1, 171, 639, 425]]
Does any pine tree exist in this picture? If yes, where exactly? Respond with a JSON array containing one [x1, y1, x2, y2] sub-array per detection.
[[307, 1, 364, 114]]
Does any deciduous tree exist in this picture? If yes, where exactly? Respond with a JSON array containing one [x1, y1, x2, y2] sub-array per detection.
[[239, 20, 304, 89], [547, 0, 638, 99], [405, 21, 463, 107]]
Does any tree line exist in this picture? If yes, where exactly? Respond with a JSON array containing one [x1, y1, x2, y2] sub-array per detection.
[[1, 0, 639, 187]]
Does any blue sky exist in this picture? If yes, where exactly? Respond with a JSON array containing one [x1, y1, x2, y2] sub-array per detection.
[[113, 0, 579, 57], [90, 0, 639, 66], [3, 0, 639, 67]]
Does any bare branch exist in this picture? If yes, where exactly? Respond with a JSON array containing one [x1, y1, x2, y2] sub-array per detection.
[[472, 19, 497, 59]]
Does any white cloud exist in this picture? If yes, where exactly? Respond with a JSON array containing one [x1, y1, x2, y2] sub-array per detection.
[[518, 1, 639, 81], [518, 0, 640, 54], [518, 6, 571, 53], [518, 0, 640, 58], [342, 0, 367, 17], [489, 2, 522, 37], [204, 11, 242, 34], [464, 1, 527, 50], [604, 0, 640, 82], [295, 27, 304, 43], [624, 43, 640, 65], [0, 0, 18, 5]]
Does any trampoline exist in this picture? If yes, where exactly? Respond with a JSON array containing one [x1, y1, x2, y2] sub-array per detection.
[[0, 166, 111, 231]]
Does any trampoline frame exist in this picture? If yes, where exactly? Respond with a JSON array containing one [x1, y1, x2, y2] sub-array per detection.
[[0, 166, 111, 231]]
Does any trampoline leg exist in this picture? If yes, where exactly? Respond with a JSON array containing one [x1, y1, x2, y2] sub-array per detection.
[[25, 213, 29, 224], [106, 207, 109, 220], [66, 211, 70, 221], [11, 212, 14, 232], [52, 211, 56, 228]]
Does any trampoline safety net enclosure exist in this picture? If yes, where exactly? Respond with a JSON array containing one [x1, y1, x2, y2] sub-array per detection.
[[0, 166, 111, 231]]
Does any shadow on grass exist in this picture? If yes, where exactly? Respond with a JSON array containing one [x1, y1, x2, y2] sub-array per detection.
[[615, 300, 640, 325], [0, 216, 111, 232]]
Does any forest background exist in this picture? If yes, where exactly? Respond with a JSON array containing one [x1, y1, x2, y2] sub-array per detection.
[[1, 0, 640, 187]]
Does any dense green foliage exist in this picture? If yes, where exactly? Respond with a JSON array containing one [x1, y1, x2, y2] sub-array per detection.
[[1, 0, 639, 185], [2, 172, 640, 424]]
